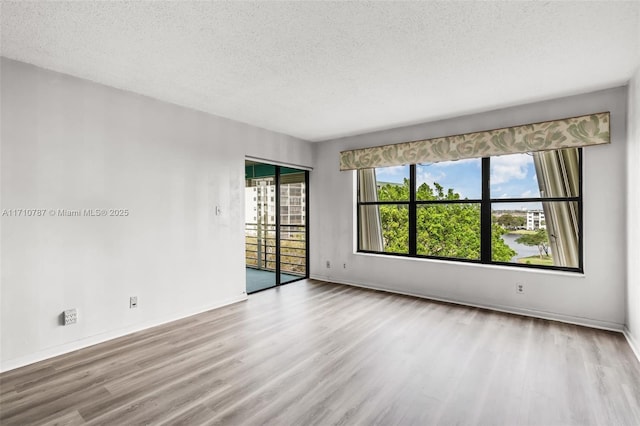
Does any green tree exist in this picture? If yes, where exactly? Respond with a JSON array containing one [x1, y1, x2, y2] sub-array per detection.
[[491, 224, 517, 261], [515, 229, 550, 258], [378, 179, 410, 253], [496, 213, 526, 230], [377, 180, 515, 261], [415, 182, 479, 259]]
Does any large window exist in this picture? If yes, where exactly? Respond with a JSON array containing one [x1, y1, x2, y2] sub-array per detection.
[[357, 148, 582, 272]]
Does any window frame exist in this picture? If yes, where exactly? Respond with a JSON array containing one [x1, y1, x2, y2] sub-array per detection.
[[356, 151, 583, 273]]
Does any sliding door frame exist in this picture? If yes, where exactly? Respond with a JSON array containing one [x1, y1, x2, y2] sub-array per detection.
[[245, 159, 310, 294], [275, 166, 281, 286]]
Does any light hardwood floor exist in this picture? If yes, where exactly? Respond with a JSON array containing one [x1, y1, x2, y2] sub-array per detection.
[[1, 279, 640, 425]]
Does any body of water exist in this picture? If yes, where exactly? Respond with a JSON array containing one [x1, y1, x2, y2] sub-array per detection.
[[501, 233, 550, 262]]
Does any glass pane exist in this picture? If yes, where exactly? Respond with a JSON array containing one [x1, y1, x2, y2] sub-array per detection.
[[416, 204, 480, 259], [374, 165, 409, 201], [416, 158, 481, 201], [359, 204, 409, 254], [280, 170, 306, 284], [492, 201, 579, 268], [245, 162, 276, 293], [490, 152, 541, 199]]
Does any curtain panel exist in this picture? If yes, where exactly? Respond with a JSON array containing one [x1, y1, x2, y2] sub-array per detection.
[[340, 112, 609, 171], [357, 169, 384, 252], [533, 149, 581, 268]]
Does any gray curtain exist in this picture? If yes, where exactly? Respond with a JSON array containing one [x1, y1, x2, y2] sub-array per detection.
[[532, 148, 580, 267], [358, 169, 384, 251]]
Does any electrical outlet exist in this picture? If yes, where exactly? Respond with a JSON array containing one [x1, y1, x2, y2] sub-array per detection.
[[63, 308, 77, 325], [130, 296, 138, 308], [516, 283, 525, 294], [343, 263, 347, 269], [326, 261, 331, 268]]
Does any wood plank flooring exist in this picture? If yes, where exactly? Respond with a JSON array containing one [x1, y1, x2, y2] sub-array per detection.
[[1, 279, 640, 425]]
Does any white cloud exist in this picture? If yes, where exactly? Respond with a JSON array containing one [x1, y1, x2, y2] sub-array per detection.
[[520, 189, 533, 198], [375, 165, 409, 183], [377, 165, 408, 176], [490, 154, 531, 185], [416, 169, 445, 188]]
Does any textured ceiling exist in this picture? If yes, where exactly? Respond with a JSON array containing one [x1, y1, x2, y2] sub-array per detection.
[[1, 1, 639, 142]]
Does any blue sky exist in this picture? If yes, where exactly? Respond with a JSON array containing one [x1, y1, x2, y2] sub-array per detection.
[[375, 153, 543, 210]]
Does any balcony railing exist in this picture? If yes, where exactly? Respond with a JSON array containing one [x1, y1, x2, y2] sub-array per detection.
[[245, 223, 306, 275]]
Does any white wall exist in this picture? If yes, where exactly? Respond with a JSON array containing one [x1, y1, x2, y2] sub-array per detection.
[[627, 67, 640, 357], [311, 87, 628, 330], [0, 58, 313, 371], [2, 56, 634, 371]]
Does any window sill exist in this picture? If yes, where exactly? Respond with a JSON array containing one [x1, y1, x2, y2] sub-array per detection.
[[354, 251, 586, 278]]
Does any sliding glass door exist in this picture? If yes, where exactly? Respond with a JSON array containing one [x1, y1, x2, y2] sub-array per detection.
[[279, 168, 307, 285], [245, 161, 308, 293], [245, 163, 276, 293]]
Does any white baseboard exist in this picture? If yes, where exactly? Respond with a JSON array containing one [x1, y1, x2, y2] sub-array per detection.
[[624, 328, 640, 364], [310, 274, 624, 332], [0, 295, 247, 373]]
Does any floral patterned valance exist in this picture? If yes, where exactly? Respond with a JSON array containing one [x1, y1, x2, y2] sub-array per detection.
[[339, 112, 610, 171]]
